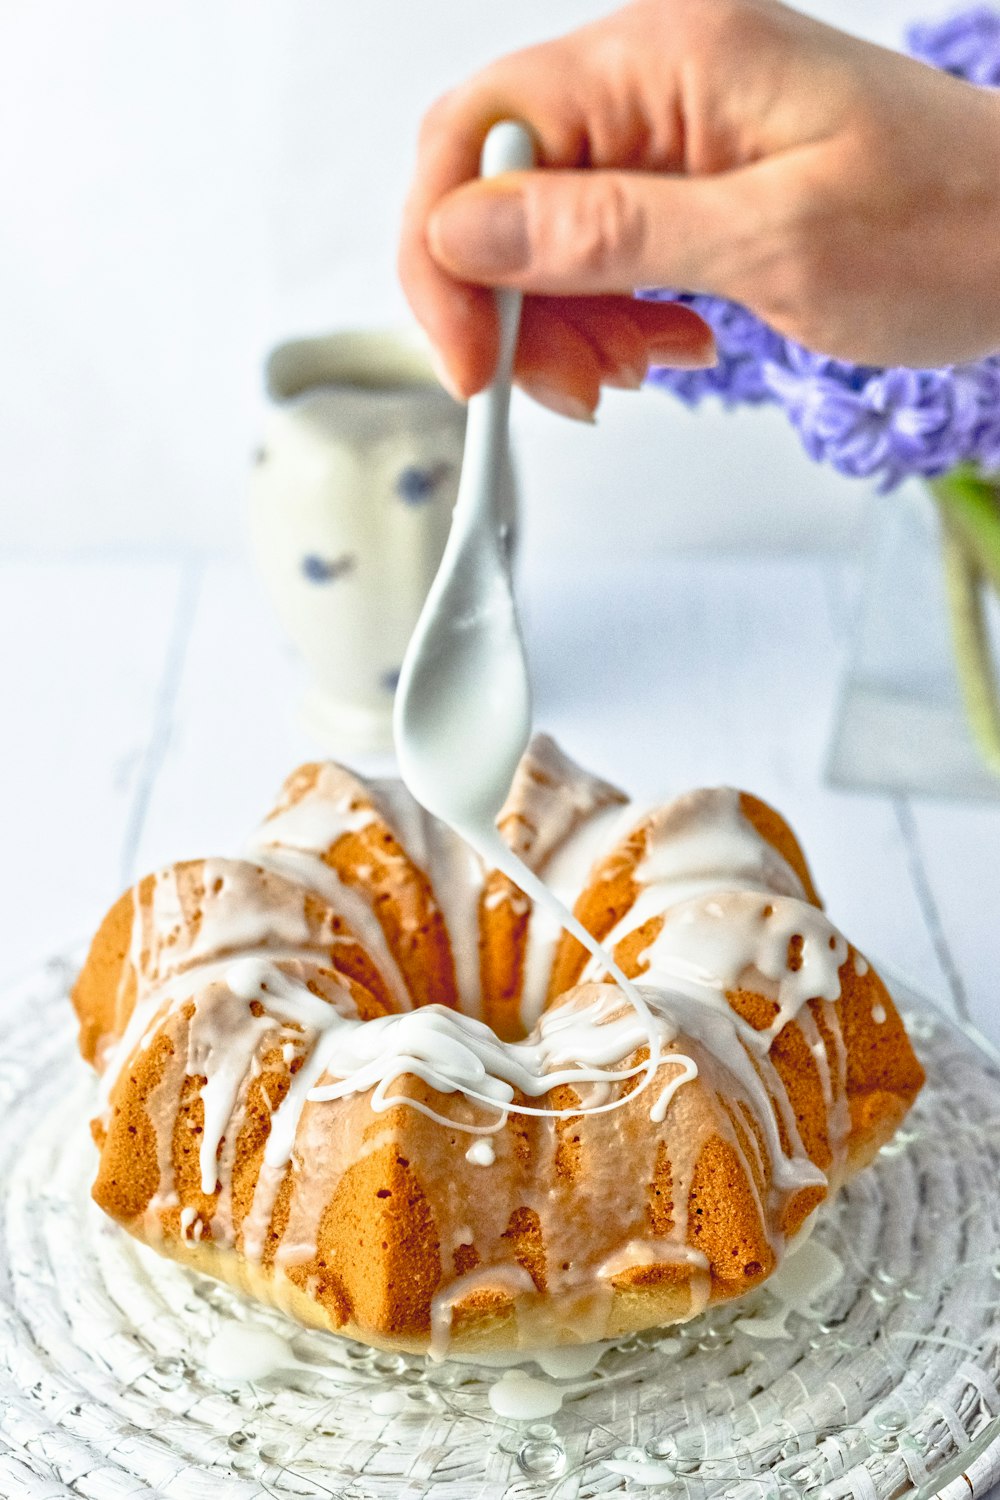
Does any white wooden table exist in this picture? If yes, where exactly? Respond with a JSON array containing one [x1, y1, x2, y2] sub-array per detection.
[[3, 549, 997, 1049]]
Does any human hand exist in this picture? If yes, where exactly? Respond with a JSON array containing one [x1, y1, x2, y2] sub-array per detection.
[[399, 0, 1000, 419]]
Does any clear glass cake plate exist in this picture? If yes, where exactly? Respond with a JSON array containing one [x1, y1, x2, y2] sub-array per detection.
[[1, 949, 999, 1500]]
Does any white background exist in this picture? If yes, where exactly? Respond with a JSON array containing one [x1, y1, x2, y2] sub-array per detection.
[[0, 0, 934, 561]]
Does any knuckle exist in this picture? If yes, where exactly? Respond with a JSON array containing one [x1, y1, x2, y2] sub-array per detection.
[[557, 178, 647, 279], [417, 89, 461, 150], [680, 0, 772, 56], [417, 51, 532, 157]]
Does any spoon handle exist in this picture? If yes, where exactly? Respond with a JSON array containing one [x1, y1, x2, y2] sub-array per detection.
[[455, 121, 535, 537], [481, 122, 535, 387]]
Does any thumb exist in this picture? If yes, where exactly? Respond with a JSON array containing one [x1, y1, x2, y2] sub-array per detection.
[[425, 167, 767, 296]]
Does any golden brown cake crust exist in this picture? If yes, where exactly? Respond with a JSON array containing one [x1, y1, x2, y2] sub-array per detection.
[[72, 736, 924, 1355]]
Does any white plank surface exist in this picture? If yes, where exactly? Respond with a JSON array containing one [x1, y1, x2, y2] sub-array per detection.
[[904, 800, 1000, 1024], [129, 558, 314, 878], [0, 558, 185, 976], [3, 552, 996, 1046]]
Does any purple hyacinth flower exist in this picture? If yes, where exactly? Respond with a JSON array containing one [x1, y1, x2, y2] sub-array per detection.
[[907, 7, 1000, 84]]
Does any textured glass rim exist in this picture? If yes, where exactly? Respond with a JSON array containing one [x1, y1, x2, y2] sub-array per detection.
[[884, 964, 1000, 1500]]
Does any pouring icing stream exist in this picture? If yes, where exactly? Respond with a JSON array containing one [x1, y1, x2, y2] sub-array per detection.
[[392, 119, 665, 1109]]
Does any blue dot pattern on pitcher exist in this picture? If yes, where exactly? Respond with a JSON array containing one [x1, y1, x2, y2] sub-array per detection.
[[396, 462, 453, 505], [381, 667, 401, 695], [301, 553, 356, 584]]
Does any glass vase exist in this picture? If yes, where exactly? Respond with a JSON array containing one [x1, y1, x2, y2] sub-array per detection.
[[827, 475, 1000, 799]]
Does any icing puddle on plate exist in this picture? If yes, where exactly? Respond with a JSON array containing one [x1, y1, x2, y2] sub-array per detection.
[[733, 1235, 844, 1339], [199, 1232, 843, 1432], [201, 1318, 610, 1417]]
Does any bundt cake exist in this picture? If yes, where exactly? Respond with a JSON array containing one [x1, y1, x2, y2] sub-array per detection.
[[72, 735, 924, 1356]]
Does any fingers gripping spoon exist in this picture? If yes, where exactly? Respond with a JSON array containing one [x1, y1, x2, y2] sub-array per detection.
[[393, 121, 662, 1082]]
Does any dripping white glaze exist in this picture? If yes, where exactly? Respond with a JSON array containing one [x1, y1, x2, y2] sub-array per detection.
[[733, 1236, 844, 1340], [105, 743, 851, 1154], [651, 1055, 699, 1124], [100, 758, 851, 1173], [306, 984, 695, 1129], [246, 765, 411, 1011], [92, 735, 878, 1358], [533, 1341, 609, 1378], [430, 1265, 536, 1360], [97, 851, 380, 1109], [635, 787, 804, 899], [466, 1137, 496, 1166], [455, 824, 669, 1114], [246, 843, 411, 1013], [369, 777, 488, 1019], [187, 983, 275, 1194], [499, 740, 629, 1025], [517, 802, 627, 1026], [391, 722, 671, 1120], [252, 769, 377, 846], [596, 889, 850, 1052]]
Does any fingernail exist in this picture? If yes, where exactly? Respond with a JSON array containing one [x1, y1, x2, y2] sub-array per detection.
[[604, 363, 648, 391], [429, 187, 529, 278], [648, 335, 717, 370], [429, 348, 466, 402], [520, 381, 598, 423]]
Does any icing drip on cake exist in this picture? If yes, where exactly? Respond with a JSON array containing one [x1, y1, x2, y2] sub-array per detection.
[[305, 985, 689, 1126], [246, 765, 412, 1013], [590, 890, 849, 1053], [89, 736, 882, 1352]]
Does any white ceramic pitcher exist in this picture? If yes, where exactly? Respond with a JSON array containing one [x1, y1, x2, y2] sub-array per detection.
[[249, 329, 516, 753]]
